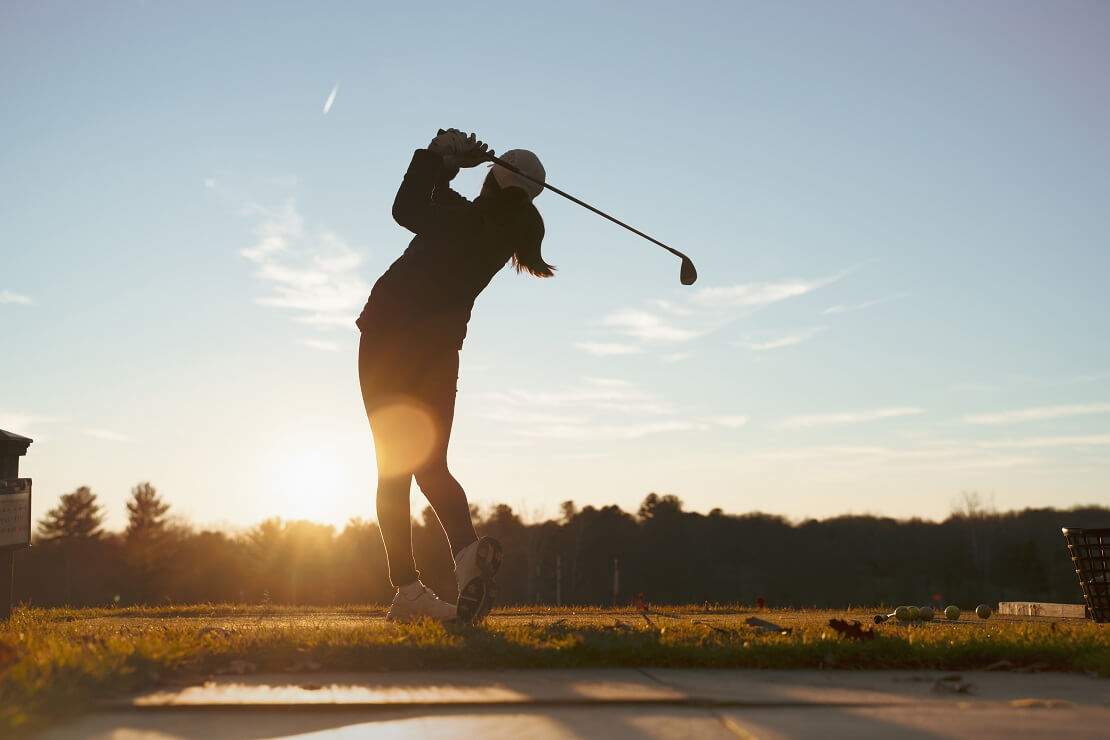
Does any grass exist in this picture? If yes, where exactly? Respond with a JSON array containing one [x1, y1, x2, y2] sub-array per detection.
[[2, 604, 1108, 735]]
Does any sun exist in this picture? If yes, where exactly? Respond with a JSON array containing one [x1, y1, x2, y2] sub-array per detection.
[[265, 447, 347, 524]]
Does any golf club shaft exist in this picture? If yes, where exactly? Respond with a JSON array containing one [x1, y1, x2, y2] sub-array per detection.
[[486, 153, 693, 265]]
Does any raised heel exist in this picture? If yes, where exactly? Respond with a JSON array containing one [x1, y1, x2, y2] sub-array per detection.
[[476, 537, 503, 579]]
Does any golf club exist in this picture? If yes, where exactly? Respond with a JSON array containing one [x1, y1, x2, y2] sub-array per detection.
[[436, 131, 697, 285], [486, 152, 698, 286]]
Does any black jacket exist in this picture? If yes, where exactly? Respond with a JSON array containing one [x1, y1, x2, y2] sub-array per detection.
[[356, 149, 543, 350]]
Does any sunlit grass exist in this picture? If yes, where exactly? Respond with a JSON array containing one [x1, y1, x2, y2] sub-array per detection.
[[2, 604, 1107, 735]]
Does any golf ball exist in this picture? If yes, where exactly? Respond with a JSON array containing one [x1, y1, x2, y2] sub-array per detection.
[[976, 603, 991, 619], [895, 606, 911, 622], [919, 606, 934, 621], [944, 605, 960, 620], [908, 606, 920, 621]]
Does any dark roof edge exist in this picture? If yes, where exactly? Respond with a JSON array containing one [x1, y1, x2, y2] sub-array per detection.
[[0, 430, 34, 450]]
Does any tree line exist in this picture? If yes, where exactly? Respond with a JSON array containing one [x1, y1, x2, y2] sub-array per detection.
[[15, 484, 1108, 609]]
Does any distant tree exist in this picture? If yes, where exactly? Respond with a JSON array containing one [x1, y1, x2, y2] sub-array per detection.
[[123, 482, 175, 602], [125, 482, 171, 543], [35, 486, 108, 604], [37, 486, 105, 542], [637, 492, 683, 521], [952, 490, 995, 519]]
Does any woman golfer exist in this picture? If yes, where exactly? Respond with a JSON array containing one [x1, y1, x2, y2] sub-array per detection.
[[356, 129, 550, 622]]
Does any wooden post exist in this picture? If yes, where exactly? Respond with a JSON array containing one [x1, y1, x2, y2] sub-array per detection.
[[555, 554, 562, 607], [613, 558, 620, 607], [0, 551, 12, 621]]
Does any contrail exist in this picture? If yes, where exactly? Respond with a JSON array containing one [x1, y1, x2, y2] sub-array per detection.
[[323, 83, 339, 114]]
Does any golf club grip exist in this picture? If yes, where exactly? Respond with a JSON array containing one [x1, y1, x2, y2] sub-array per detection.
[[485, 154, 692, 264]]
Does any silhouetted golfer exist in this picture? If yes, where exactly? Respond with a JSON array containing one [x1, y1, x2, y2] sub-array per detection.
[[356, 129, 551, 622]]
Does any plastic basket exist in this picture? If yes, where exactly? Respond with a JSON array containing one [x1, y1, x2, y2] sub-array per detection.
[[1062, 527, 1110, 623]]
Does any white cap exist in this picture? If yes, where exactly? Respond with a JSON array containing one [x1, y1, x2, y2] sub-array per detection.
[[491, 149, 545, 200]]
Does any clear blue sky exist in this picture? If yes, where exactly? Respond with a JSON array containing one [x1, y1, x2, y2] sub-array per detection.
[[2, 0, 1108, 532]]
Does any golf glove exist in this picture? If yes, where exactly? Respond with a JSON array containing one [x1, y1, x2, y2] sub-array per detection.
[[429, 128, 492, 169]]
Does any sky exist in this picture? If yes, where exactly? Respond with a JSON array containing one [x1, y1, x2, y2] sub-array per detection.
[[2, 1, 1108, 533]]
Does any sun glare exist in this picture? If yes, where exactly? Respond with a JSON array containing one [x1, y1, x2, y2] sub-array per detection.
[[264, 447, 347, 524]]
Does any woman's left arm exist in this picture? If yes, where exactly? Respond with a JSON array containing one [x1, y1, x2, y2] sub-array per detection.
[[392, 149, 481, 237]]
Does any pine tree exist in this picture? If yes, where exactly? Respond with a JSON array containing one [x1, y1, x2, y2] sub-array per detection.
[[125, 482, 170, 543], [37, 486, 105, 542], [36, 486, 106, 603]]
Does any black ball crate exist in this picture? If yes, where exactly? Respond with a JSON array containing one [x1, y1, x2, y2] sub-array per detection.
[[1062, 527, 1110, 624]]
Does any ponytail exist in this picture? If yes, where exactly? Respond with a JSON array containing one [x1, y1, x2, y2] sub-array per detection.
[[512, 235, 555, 278]]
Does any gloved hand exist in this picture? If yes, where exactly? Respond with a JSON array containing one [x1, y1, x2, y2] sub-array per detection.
[[429, 128, 493, 169]]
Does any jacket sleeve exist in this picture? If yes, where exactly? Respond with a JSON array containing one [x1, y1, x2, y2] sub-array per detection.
[[392, 149, 482, 237]]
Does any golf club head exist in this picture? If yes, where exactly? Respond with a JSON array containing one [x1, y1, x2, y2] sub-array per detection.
[[680, 258, 698, 286]]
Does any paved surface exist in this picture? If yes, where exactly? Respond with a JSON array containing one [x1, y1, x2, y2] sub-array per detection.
[[39, 669, 1110, 739]]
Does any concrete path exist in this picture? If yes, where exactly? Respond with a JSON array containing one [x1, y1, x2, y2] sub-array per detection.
[[38, 669, 1110, 739]]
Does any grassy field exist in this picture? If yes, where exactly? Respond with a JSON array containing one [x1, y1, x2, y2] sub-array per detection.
[[2, 604, 1107, 734]]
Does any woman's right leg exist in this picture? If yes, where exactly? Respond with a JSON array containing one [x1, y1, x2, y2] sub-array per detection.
[[411, 349, 477, 556], [373, 469, 419, 589], [360, 334, 420, 589]]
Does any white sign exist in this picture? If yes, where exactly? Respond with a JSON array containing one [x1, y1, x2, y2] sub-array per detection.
[[0, 479, 31, 548]]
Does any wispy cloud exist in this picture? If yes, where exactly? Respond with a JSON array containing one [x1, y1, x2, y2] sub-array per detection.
[[1054, 372, 1110, 386], [0, 290, 32, 305], [0, 411, 57, 437], [487, 378, 671, 415], [694, 270, 847, 309], [520, 420, 704, 441], [600, 309, 705, 342], [823, 293, 907, 315], [479, 407, 592, 427], [963, 403, 1110, 425], [323, 82, 339, 114], [739, 327, 823, 351], [747, 443, 1039, 473], [713, 415, 749, 428], [950, 381, 1000, 393], [82, 428, 129, 442], [301, 339, 339, 352], [587, 268, 852, 359], [575, 341, 643, 356], [235, 197, 371, 329], [775, 407, 925, 429], [661, 352, 692, 363], [474, 377, 697, 441], [976, 434, 1110, 449], [650, 299, 693, 316]]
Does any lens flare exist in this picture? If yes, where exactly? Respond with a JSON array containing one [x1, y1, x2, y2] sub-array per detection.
[[369, 397, 438, 477]]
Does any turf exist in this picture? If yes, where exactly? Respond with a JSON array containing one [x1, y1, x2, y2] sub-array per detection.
[[2, 604, 1107, 735]]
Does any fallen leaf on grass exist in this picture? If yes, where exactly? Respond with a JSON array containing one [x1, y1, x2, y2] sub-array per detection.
[[828, 619, 875, 641]]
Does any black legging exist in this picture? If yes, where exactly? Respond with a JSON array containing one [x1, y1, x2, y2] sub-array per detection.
[[358, 333, 478, 588]]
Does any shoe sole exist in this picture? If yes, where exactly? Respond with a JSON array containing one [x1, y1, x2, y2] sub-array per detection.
[[456, 537, 502, 624]]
